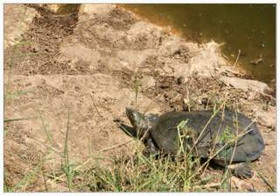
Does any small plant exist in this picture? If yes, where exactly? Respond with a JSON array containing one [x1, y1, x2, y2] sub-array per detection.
[[61, 109, 78, 191], [217, 125, 236, 144], [61, 162, 77, 191], [176, 119, 197, 155], [133, 77, 142, 104]]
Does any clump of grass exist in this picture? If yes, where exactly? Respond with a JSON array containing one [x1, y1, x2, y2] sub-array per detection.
[[61, 108, 78, 191], [78, 152, 203, 192]]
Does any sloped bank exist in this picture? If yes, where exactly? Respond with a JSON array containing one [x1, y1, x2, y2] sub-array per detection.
[[4, 4, 275, 191]]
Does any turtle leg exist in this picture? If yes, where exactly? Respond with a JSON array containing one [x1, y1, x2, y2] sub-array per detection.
[[114, 118, 138, 137], [227, 163, 253, 179], [143, 138, 159, 157]]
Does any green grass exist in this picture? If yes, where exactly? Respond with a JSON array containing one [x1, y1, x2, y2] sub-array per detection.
[[77, 153, 203, 191], [61, 108, 78, 191]]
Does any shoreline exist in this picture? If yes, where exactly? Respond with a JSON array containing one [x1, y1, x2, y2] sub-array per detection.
[[119, 4, 276, 87]]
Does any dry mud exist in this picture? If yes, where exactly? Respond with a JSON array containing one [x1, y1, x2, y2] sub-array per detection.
[[4, 4, 276, 192]]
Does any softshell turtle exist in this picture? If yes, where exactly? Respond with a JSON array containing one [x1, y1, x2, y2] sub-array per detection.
[[123, 108, 264, 179]]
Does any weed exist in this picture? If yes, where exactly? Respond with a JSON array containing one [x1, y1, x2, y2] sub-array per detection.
[[133, 77, 141, 105], [218, 126, 236, 144], [61, 108, 78, 191]]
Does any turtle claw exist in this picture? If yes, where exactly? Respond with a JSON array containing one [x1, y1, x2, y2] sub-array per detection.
[[232, 163, 253, 179]]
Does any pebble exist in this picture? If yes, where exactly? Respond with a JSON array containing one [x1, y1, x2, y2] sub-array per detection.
[[177, 76, 185, 85]]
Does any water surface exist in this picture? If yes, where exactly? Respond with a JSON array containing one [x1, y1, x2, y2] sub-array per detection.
[[122, 4, 276, 84]]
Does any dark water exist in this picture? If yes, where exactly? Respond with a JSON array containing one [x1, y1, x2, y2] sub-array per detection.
[[122, 4, 276, 84]]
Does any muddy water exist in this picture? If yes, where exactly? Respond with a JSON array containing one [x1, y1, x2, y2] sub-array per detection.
[[122, 4, 276, 84]]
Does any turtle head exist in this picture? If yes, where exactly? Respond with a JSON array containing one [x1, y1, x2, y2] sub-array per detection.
[[126, 108, 158, 138]]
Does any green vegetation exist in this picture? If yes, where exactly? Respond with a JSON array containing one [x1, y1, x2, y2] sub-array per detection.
[[61, 109, 78, 191]]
